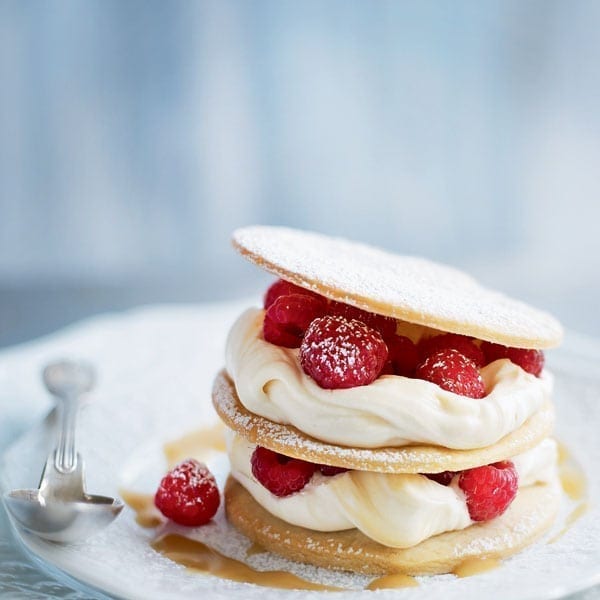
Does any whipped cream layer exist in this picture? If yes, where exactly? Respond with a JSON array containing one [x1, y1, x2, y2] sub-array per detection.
[[229, 432, 558, 549], [226, 309, 553, 449]]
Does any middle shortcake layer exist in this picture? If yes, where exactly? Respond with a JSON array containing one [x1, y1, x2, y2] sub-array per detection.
[[228, 432, 558, 549], [226, 308, 553, 450]]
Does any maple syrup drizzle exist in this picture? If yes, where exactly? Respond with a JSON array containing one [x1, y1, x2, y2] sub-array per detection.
[[151, 534, 343, 591], [366, 573, 419, 589], [163, 422, 227, 468], [120, 490, 163, 528], [452, 557, 501, 578], [245, 542, 266, 558], [548, 501, 590, 544], [557, 441, 587, 501], [547, 441, 589, 543]]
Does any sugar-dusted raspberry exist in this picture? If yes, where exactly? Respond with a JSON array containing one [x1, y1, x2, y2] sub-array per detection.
[[458, 460, 519, 521], [264, 279, 323, 309], [251, 446, 316, 497], [386, 334, 419, 377], [415, 348, 486, 398], [319, 464, 349, 477], [425, 471, 455, 486], [154, 459, 220, 526], [328, 301, 397, 339], [300, 315, 388, 389], [480, 341, 544, 377], [263, 293, 328, 348], [418, 333, 485, 367]]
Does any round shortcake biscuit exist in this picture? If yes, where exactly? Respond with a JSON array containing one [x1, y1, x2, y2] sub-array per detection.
[[232, 226, 563, 349], [212, 371, 555, 474], [225, 477, 560, 576]]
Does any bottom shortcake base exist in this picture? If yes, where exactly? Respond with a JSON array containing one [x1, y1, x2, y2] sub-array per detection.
[[224, 476, 560, 576]]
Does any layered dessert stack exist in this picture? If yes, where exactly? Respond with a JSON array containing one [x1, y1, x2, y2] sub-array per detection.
[[212, 226, 563, 575]]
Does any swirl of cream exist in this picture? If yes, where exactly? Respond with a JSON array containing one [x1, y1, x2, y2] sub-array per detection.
[[226, 309, 553, 449], [228, 432, 558, 548]]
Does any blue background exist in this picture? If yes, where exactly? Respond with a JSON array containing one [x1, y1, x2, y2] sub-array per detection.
[[1, 0, 599, 345]]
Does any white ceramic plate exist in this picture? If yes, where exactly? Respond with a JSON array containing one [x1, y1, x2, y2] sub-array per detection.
[[1, 305, 599, 600]]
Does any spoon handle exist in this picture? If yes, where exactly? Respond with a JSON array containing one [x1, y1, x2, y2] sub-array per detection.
[[54, 396, 79, 473]]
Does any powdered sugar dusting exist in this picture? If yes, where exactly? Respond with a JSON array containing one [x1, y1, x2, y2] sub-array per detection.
[[416, 348, 486, 399], [233, 226, 563, 349], [299, 316, 387, 389]]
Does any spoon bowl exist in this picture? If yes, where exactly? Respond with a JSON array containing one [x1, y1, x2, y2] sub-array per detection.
[[3, 488, 123, 543]]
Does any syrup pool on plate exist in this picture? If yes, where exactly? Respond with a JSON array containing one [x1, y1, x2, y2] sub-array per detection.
[[151, 534, 342, 591], [366, 574, 419, 589], [163, 422, 227, 467], [119, 490, 162, 528], [548, 441, 589, 544], [452, 558, 501, 578], [120, 490, 346, 591]]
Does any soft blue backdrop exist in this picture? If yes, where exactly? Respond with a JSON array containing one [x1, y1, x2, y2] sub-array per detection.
[[1, 0, 599, 342]]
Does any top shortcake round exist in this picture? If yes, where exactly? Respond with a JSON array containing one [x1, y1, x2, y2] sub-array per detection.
[[233, 226, 563, 349]]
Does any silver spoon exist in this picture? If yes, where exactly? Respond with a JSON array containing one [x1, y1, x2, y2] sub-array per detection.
[[3, 360, 123, 542]]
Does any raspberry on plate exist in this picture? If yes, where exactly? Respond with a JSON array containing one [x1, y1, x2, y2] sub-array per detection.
[[458, 460, 519, 521], [385, 334, 419, 377], [481, 341, 545, 377], [264, 279, 323, 309], [418, 333, 485, 367], [415, 348, 486, 398], [328, 301, 397, 339], [263, 293, 328, 348], [300, 315, 388, 389], [251, 446, 316, 496], [154, 459, 220, 526]]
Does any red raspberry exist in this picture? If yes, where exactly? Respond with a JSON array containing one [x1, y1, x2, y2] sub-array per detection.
[[385, 335, 419, 376], [263, 316, 301, 348], [264, 279, 323, 309], [418, 333, 485, 367], [458, 460, 519, 521], [328, 301, 397, 339], [480, 342, 544, 377], [415, 348, 486, 398], [251, 446, 316, 497], [319, 464, 349, 476], [380, 360, 395, 376], [300, 315, 388, 389], [263, 294, 328, 348], [425, 471, 455, 486], [154, 459, 220, 526]]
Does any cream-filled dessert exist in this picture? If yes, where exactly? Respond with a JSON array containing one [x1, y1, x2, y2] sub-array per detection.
[[213, 226, 564, 575], [228, 433, 558, 549], [226, 308, 553, 449]]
